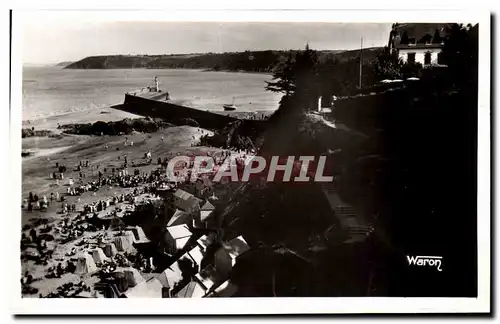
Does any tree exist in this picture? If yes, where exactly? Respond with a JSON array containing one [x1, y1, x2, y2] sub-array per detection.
[[439, 23, 478, 87], [265, 44, 319, 111], [265, 52, 296, 96], [432, 29, 442, 44], [293, 44, 320, 110], [373, 46, 403, 81]]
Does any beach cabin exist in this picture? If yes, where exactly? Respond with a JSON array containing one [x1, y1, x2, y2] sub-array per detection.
[[163, 224, 193, 255], [213, 236, 250, 280]]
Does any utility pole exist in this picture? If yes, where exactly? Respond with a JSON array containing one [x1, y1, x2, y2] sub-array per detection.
[[359, 37, 363, 89]]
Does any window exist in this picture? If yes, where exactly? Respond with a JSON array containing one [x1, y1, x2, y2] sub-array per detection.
[[437, 52, 444, 64], [407, 53, 416, 64], [424, 52, 432, 65]]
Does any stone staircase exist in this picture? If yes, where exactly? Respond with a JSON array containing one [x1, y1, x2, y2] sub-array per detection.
[[322, 182, 374, 244]]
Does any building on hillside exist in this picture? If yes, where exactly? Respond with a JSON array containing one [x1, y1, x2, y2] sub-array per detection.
[[388, 23, 451, 66], [167, 209, 192, 227], [214, 236, 250, 280], [157, 261, 183, 297], [175, 280, 206, 298], [205, 279, 238, 297], [172, 189, 202, 213], [193, 200, 216, 229], [196, 233, 217, 252], [179, 245, 205, 273], [163, 224, 193, 255], [194, 264, 223, 293]]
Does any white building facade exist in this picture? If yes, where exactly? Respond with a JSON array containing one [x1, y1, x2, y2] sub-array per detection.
[[388, 23, 450, 66], [397, 47, 441, 65]]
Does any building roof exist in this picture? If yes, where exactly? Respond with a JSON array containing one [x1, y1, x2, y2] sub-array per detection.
[[167, 209, 191, 227], [194, 264, 221, 291], [208, 280, 238, 297], [124, 278, 162, 298], [175, 237, 191, 251], [390, 23, 451, 49], [187, 245, 205, 266], [158, 262, 183, 288], [222, 236, 250, 261], [173, 189, 203, 211], [176, 280, 206, 298], [173, 189, 194, 201], [197, 233, 216, 252], [200, 200, 215, 211], [200, 210, 214, 222], [166, 224, 192, 240], [188, 196, 203, 208]]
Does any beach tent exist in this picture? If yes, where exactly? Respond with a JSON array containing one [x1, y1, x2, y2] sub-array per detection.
[[103, 242, 118, 257], [91, 248, 108, 265], [75, 253, 98, 274], [124, 230, 136, 245], [114, 235, 134, 252], [127, 226, 150, 243], [124, 268, 146, 287], [135, 226, 150, 243]]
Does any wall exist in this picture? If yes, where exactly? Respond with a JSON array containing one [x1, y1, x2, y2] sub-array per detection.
[[120, 94, 268, 132], [398, 48, 441, 65]]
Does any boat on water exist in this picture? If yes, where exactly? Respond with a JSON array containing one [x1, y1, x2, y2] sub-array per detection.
[[223, 97, 238, 111]]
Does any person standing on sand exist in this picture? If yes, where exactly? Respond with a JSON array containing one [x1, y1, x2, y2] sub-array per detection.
[[29, 228, 37, 242]]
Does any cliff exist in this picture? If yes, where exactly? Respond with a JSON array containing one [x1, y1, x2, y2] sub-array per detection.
[[64, 48, 382, 71], [214, 72, 478, 297]]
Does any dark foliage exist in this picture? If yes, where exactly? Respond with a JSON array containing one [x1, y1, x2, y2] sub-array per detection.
[[59, 118, 173, 136], [21, 128, 54, 138], [227, 23, 479, 297], [65, 48, 383, 73]]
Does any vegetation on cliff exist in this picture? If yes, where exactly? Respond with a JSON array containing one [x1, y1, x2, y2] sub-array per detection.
[[58, 118, 173, 136], [22, 128, 54, 138], [65, 48, 383, 73], [217, 23, 479, 297]]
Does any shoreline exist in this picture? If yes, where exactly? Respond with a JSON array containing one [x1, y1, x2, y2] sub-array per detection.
[[20, 124, 221, 297], [61, 65, 273, 75]]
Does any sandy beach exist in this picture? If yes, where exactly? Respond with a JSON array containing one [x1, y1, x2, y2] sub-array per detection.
[[20, 105, 225, 297]]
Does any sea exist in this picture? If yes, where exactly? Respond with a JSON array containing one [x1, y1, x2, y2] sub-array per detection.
[[22, 67, 282, 121]]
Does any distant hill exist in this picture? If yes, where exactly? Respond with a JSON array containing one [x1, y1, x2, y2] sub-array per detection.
[[65, 48, 383, 72]]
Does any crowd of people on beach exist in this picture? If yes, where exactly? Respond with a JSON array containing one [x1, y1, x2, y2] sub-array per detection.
[[21, 140, 260, 298]]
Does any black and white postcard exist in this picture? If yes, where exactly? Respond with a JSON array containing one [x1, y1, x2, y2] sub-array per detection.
[[9, 8, 491, 315]]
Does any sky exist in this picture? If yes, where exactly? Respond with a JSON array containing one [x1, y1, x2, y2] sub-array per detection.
[[20, 11, 392, 64]]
